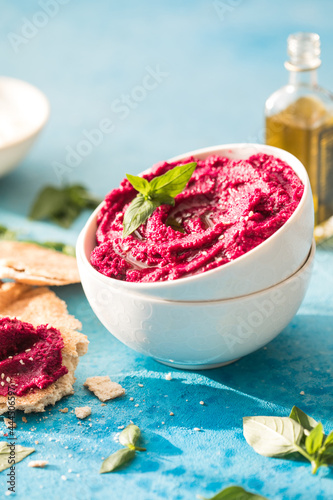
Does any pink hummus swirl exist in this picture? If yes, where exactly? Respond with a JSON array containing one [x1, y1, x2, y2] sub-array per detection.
[[91, 153, 304, 283]]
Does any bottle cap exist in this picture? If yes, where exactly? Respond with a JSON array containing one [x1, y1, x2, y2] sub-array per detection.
[[285, 32, 321, 71]]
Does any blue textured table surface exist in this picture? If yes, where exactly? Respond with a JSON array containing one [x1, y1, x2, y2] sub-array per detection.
[[1, 1, 333, 499]]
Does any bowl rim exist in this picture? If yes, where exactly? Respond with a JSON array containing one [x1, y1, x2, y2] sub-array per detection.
[[0, 76, 50, 151], [77, 142, 312, 292], [78, 238, 315, 306]]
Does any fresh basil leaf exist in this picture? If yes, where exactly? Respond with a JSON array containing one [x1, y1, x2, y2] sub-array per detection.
[[126, 175, 151, 196], [200, 485, 268, 500], [243, 416, 303, 457], [151, 192, 176, 206], [305, 423, 324, 455], [0, 226, 17, 241], [100, 447, 135, 473], [119, 424, 146, 450], [149, 162, 196, 198], [29, 184, 101, 228], [123, 195, 158, 238], [166, 217, 185, 233], [323, 431, 333, 448], [41, 241, 76, 257], [289, 406, 319, 432], [29, 186, 67, 220], [0, 442, 35, 472]]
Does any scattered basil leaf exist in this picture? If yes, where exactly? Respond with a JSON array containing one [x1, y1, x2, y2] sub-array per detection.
[[100, 447, 135, 474], [119, 424, 146, 451], [100, 424, 146, 474], [243, 416, 303, 457], [0, 442, 35, 472], [29, 184, 101, 228], [289, 406, 319, 432], [0, 225, 17, 241], [123, 162, 196, 237], [0, 225, 75, 256], [199, 485, 268, 500], [244, 408, 333, 475], [33, 241, 76, 257], [305, 423, 324, 455]]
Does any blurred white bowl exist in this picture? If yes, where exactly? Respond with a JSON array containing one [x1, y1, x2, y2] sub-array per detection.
[[77, 235, 315, 370], [80, 143, 314, 301], [0, 77, 49, 177]]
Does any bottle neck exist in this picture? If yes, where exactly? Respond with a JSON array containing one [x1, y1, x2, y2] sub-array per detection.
[[288, 68, 318, 87]]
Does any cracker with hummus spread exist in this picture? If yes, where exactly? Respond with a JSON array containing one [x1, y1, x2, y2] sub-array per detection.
[[0, 281, 88, 414], [0, 241, 80, 286]]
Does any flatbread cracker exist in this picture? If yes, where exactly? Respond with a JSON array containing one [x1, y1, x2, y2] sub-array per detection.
[[0, 241, 80, 286], [0, 281, 88, 414]]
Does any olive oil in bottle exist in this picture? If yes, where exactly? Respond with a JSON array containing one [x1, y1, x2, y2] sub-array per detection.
[[265, 33, 333, 228]]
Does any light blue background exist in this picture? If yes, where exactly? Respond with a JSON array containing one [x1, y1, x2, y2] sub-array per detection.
[[0, 1, 333, 499]]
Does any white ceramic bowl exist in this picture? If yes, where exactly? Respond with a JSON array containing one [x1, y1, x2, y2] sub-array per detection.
[[80, 143, 314, 301], [77, 236, 315, 370], [0, 77, 50, 177]]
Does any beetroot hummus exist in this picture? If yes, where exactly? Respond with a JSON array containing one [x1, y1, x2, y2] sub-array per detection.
[[91, 153, 304, 282], [0, 317, 67, 397]]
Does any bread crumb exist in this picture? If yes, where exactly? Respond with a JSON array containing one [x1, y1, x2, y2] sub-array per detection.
[[35, 440, 39, 445], [134, 404, 139, 407], [22, 416, 28, 423], [200, 401, 204, 405], [300, 391, 305, 395], [165, 373, 172, 381], [129, 397, 134, 401], [169, 412, 174, 416], [193, 427, 201, 431], [84, 376, 125, 402], [75, 406, 91, 419], [28, 460, 48, 468], [138, 383, 143, 387], [61, 475, 67, 481], [59, 408, 69, 413], [4, 418, 16, 428], [101, 403, 106, 407]]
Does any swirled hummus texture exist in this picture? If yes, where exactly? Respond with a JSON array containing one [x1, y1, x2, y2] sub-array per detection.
[[91, 154, 304, 282]]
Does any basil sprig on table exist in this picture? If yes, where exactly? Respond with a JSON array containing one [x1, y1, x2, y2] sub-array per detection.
[[243, 406, 333, 474], [100, 424, 146, 474], [123, 162, 196, 237], [0, 442, 35, 472], [199, 485, 268, 500], [29, 184, 101, 228], [0, 225, 75, 256]]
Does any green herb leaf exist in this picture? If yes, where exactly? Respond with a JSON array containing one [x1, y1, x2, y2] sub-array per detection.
[[100, 447, 135, 473], [199, 485, 268, 500], [123, 162, 197, 237], [126, 174, 151, 196], [149, 162, 196, 197], [323, 431, 333, 449], [0, 226, 18, 241], [151, 192, 176, 206], [166, 217, 185, 233], [122, 194, 158, 238], [119, 424, 146, 451], [243, 416, 303, 457], [29, 184, 101, 228], [289, 406, 319, 432], [0, 442, 35, 472], [305, 423, 324, 455]]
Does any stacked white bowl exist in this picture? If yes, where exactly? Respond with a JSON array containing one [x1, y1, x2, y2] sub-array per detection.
[[77, 144, 315, 370]]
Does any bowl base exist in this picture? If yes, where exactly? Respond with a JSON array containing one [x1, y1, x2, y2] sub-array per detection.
[[154, 358, 240, 371]]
